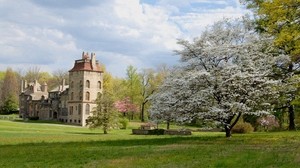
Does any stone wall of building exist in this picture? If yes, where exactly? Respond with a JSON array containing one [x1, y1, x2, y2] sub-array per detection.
[[19, 52, 104, 127]]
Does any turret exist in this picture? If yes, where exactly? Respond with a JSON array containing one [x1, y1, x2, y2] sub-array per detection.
[[41, 82, 48, 92]]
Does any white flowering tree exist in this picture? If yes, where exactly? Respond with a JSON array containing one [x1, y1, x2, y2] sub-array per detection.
[[150, 18, 287, 137]]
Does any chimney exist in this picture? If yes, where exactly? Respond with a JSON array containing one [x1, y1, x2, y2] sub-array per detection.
[[21, 80, 24, 93], [91, 53, 96, 70], [33, 80, 38, 92], [82, 51, 85, 59], [62, 79, 65, 91], [41, 82, 48, 92], [24, 80, 27, 89]]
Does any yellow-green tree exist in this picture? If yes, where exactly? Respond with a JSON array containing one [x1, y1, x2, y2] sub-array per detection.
[[242, 0, 300, 130], [0, 68, 19, 114], [125, 65, 142, 120], [243, 0, 300, 58]]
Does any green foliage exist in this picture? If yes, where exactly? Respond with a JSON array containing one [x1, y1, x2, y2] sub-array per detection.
[[0, 71, 5, 80], [243, 114, 260, 130], [0, 68, 19, 106], [86, 91, 119, 134], [119, 117, 129, 129], [232, 122, 254, 134], [0, 96, 18, 114], [243, 0, 300, 57]]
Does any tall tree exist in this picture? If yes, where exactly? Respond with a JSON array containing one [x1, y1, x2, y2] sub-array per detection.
[[242, 0, 300, 58], [24, 66, 41, 82], [242, 0, 300, 130], [150, 18, 285, 137], [125, 65, 141, 120], [47, 69, 69, 90], [139, 69, 155, 122], [0, 68, 19, 114], [138, 66, 170, 122]]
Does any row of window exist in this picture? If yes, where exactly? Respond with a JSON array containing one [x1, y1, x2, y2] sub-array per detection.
[[70, 80, 102, 89], [70, 92, 102, 101], [59, 118, 81, 124], [69, 104, 90, 115], [70, 92, 90, 101]]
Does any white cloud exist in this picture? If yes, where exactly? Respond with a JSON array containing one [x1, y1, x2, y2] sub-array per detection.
[[0, 0, 250, 77]]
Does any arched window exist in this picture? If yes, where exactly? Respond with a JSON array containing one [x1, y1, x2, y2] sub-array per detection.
[[71, 92, 74, 100], [79, 80, 83, 87], [97, 81, 102, 89], [70, 81, 74, 88], [85, 104, 90, 115], [79, 91, 82, 100], [86, 80, 90, 88], [85, 92, 90, 101], [78, 104, 82, 115], [69, 106, 73, 115]]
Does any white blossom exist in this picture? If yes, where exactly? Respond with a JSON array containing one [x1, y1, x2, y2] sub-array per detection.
[[149, 17, 288, 137]]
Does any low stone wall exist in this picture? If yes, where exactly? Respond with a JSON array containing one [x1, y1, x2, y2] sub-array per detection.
[[132, 129, 151, 135], [132, 129, 192, 135]]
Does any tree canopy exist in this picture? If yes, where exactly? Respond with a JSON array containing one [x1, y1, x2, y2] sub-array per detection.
[[242, 0, 300, 59], [150, 18, 286, 137]]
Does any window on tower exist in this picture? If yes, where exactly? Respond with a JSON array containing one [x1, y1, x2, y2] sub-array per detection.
[[78, 104, 82, 115], [85, 104, 90, 115], [79, 91, 82, 100], [97, 81, 101, 89], [86, 92, 90, 101], [71, 92, 74, 100], [86, 80, 90, 88]]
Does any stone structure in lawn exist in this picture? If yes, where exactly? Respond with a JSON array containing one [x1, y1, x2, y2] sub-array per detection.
[[19, 52, 104, 126]]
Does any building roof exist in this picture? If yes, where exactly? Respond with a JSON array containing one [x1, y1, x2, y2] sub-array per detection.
[[69, 53, 103, 72], [50, 85, 69, 92], [30, 92, 48, 101], [69, 60, 102, 72], [20, 80, 48, 100]]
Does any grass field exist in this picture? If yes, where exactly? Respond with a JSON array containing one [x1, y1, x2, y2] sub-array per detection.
[[0, 119, 300, 168]]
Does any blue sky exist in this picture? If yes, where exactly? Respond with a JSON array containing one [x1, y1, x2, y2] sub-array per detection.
[[0, 0, 249, 77]]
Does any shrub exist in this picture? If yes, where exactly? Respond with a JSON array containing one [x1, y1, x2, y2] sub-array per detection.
[[28, 116, 39, 120], [232, 122, 254, 134], [119, 118, 129, 129]]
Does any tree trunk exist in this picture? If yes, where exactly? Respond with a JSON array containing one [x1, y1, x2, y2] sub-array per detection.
[[225, 125, 231, 138], [141, 102, 145, 122], [288, 105, 296, 130], [224, 112, 242, 138], [104, 129, 107, 134], [167, 121, 170, 130]]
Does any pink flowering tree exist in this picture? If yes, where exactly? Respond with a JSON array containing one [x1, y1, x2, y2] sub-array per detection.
[[257, 115, 279, 131], [115, 97, 138, 118]]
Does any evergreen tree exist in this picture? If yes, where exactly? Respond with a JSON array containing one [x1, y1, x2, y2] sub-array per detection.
[[86, 91, 119, 134], [0, 68, 19, 114]]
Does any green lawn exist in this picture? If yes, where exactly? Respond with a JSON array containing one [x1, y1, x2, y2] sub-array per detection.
[[0, 120, 299, 168]]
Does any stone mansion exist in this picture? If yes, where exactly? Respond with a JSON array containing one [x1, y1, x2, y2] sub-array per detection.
[[19, 52, 103, 126]]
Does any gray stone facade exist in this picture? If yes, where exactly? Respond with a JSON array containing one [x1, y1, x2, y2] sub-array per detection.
[[19, 52, 104, 126]]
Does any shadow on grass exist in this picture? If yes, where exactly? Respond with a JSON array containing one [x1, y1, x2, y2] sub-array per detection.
[[65, 132, 104, 135], [3, 135, 224, 148], [12, 119, 76, 126]]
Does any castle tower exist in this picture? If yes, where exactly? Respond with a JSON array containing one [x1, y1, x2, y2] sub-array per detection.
[[68, 52, 104, 126]]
